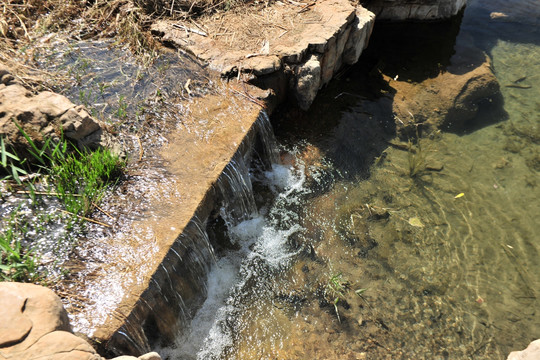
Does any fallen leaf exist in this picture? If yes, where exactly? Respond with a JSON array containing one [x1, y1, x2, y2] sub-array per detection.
[[408, 217, 424, 228]]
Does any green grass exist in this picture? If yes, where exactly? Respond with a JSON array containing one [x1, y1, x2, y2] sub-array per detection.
[[0, 212, 39, 283], [1, 125, 125, 282], [1, 136, 28, 185], [13, 123, 125, 217], [51, 146, 124, 216]]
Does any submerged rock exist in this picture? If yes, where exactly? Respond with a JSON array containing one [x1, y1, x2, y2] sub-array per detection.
[[0, 65, 122, 164], [389, 48, 501, 135]]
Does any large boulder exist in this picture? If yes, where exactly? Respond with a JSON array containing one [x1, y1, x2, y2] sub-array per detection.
[[0, 65, 122, 165], [0, 283, 162, 360], [389, 47, 501, 135], [0, 282, 101, 360]]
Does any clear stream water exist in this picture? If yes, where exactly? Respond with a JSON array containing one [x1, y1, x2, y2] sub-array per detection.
[[3, 0, 537, 358], [160, 0, 540, 359]]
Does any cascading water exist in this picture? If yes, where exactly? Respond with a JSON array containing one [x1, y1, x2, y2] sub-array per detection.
[[157, 116, 314, 359], [160, 163, 309, 360]]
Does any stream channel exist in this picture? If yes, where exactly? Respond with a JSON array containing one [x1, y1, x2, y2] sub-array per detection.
[[158, 0, 540, 359], [9, 0, 538, 358]]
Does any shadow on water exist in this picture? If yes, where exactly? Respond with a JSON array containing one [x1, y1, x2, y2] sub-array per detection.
[[363, 14, 464, 82], [274, 5, 506, 182]]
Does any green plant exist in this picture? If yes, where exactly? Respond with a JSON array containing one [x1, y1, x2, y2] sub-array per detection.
[[51, 146, 124, 216], [407, 137, 426, 178], [0, 215, 39, 282], [98, 81, 110, 97], [1, 136, 28, 184], [15, 124, 125, 217], [325, 272, 367, 323], [116, 95, 128, 119]]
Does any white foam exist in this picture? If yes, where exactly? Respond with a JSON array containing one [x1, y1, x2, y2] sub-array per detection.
[[162, 162, 308, 359]]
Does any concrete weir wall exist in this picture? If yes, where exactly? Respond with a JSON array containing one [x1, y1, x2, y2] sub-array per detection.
[[89, 95, 266, 356]]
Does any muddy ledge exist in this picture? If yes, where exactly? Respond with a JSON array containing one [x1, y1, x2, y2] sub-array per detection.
[[150, 0, 375, 110]]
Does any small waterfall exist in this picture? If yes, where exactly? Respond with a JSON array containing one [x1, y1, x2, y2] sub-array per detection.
[[215, 110, 279, 228], [108, 216, 217, 355], [108, 108, 284, 356], [159, 153, 310, 359], [254, 111, 280, 166], [216, 153, 258, 227], [96, 105, 292, 358]]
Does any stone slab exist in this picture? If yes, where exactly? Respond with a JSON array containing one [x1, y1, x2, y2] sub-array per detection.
[[151, 0, 375, 109]]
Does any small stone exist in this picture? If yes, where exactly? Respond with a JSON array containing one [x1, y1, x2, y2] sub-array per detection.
[[508, 339, 540, 360], [408, 217, 424, 228], [490, 12, 509, 20], [426, 161, 444, 171], [139, 352, 162, 360]]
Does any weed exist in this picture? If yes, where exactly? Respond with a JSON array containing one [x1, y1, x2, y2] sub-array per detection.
[[15, 124, 125, 218], [51, 146, 125, 216], [98, 81, 110, 97], [79, 89, 93, 108], [407, 138, 426, 178], [1, 136, 28, 184], [0, 213, 39, 282], [116, 95, 128, 119], [325, 272, 366, 323]]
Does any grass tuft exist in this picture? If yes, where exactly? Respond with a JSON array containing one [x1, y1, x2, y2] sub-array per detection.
[[0, 212, 39, 282], [407, 138, 426, 178]]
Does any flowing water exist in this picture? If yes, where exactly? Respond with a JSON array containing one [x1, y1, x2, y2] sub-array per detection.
[[161, 0, 540, 359]]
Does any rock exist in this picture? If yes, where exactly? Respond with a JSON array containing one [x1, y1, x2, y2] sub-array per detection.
[[110, 352, 162, 360], [343, 7, 375, 65], [0, 282, 100, 360], [0, 290, 32, 347], [150, 0, 375, 110], [0, 64, 17, 86], [241, 55, 281, 76], [365, 0, 467, 21], [294, 55, 322, 110], [0, 283, 161, 360], [0, 67, 122, 164], [138, 352, 162, 360], [390, 49, 501, 134], [320, 37, 338, 86], [507, 339, 540, 360], [60, 105, 101, 140], [15, 331, 102, 360]]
